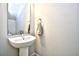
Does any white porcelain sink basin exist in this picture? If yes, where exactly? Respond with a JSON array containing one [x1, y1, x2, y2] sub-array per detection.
[[8, 35, 36, 48]]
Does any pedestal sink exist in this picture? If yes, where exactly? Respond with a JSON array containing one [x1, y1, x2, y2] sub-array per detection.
[[8, 35, 36, 56]]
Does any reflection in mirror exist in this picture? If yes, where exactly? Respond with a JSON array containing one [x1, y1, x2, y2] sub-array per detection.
[[8, 3, 31, 35]]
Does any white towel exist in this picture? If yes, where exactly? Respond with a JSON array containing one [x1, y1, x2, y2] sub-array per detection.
[[36, 21, 43, 36]]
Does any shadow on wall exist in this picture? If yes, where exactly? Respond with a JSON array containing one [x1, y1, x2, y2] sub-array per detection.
[[35, 29, 46, 48], [35, 31, 46, 56], [39, 35, 46, 47]]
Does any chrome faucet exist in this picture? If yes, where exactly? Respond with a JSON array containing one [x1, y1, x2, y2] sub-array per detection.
[[19, 30, 24, 40], [21, 34, 24, 40]]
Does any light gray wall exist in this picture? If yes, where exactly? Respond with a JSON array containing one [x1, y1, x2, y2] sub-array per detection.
[[0, 3, 18, 56], [35, 3, 79, 56]]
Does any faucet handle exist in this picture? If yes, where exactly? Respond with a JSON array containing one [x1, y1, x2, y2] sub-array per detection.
[[19, 30, 24, 34]]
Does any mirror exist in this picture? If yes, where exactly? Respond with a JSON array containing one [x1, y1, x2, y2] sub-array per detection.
[[7, 3, 31, 35]]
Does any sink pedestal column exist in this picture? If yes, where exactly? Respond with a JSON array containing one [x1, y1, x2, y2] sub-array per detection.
[[19, 47, 29, 56]]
